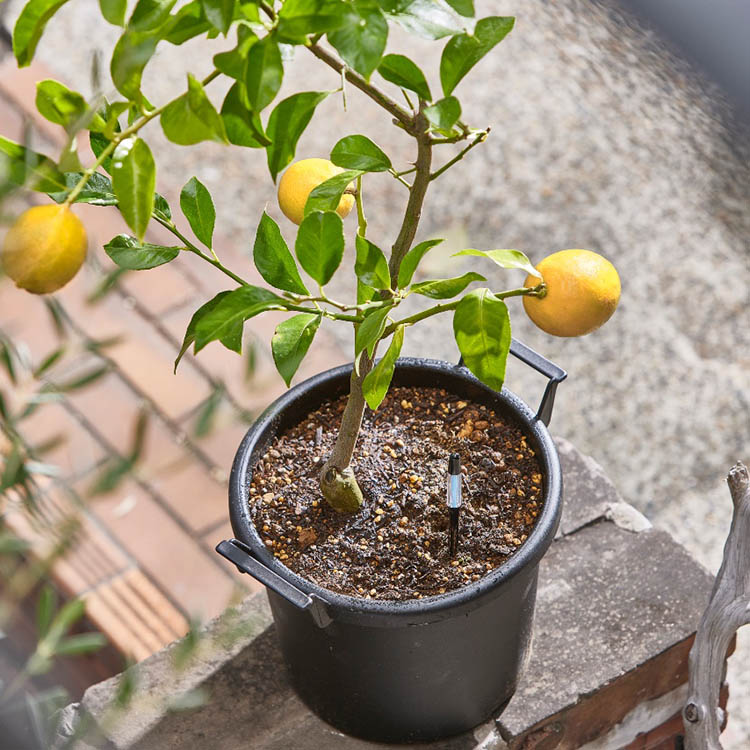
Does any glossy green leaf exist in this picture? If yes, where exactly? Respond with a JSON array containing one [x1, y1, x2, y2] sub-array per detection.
[[379, 0, 468, 40], [48, 171, 117, 205], [328, 1, 388, 80], [104, 234, 181, 269], [377, 54, 431, 101], [221, 83, 269, 147], [295, 210, 345, 286], [411, 271, 485, 299], [193, 285, 286, 353], [272, 313, 321, 386], [277, 0, 352, 40], [444, 0, 473, 16], [111, 137, 156, 241], [213, 26, 257, 79], [453, 288, 510, 391], [128, 0, 177, 32], [362, 324, 404, 409], [55, 632, 108, 656], [110, 29, 159, 101], [153, 193, 172, 221], [0, 136, 67, 193], [36, 79, 106, 132], [202, 0, 235, 34], [161, 74, 228, 145], [331, 135, 391, 172], [304, 169, 361, 216], [245, 34, 283, 112], [453, 248, 537, 277], [440, 16, 514, 95], [355, 234, 391, 290], [355, 304, 392, 358], [13, 0, 71, 67], [265, 91, 329, 182], [163, 1, 211, 44], [176, 291, 234, 370], [90, 132, 115, 173], [99, 0, 127, 25], [424, 96, 461, 131], [180, 177, 215, 248], [397, 237, 443, 288], [253, 212, 309, 294], [357, 279, 375, 305]]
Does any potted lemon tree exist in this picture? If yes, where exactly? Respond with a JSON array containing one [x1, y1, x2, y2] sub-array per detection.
[[1, 0, 620, 742]]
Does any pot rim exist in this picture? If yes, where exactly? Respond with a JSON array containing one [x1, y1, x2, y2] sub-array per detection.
[[228, 357, 562, 618]]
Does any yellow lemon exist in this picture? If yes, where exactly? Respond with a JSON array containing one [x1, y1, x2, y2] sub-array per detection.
[[1, 204, 87, 294], [277, 158, 355, 225], [523, 249, 620, 337]]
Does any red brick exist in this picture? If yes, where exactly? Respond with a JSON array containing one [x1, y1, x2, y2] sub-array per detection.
[[90, 480, 239, 621], [0, 91, 25, 143]]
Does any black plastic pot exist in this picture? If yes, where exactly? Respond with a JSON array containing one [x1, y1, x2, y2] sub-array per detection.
[[217, 339, 566, 743]]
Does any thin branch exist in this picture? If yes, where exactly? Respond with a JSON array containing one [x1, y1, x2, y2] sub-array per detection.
[[430, 129, 490, 182]]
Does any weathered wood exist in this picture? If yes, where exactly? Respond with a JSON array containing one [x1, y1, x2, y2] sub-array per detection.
[[684, 462, 750, 750]]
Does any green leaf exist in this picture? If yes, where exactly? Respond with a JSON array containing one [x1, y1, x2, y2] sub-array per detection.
[[440, 16, 515, 96], [221, 83, 269, 148], [154, 193, 172, 221], [89, 456, 134, 496], [175, 291, 233, 370], [424, 96, 461, 132], [453, 248, 538, 277], [253, 212, 309, 294], [397, 237, 443, 288], [163, 0, 211, 44], [33, 346, 66, 378], [202, 0, 235, 34], [245, 34, 283, 112], [104, 234, 181, 269], [355, 234, 391, 290], [328, 1, 388, 80], [355, 304, 392, 358], [12, 0, 71, 67], [55, 365, 110, 392], [46, 598, 87, 643], [272, 313, 321, 386], [304, 168, 361, 216], [36, 80, 105, 132], [128, 0, 178, 32], [36, 586, 57, 638], [47, 171, 117, 205], [110, 29, 159, 101], [100, 0, 127, 26], [90, 132, 115, 173], [331, 135, 391, 172], [194, 285, 286, 353], [55, 632, 108, 656], [161, 73, 228, 146], [377, 54, 431, 101], [362, 324, 404, 409], [380, 0, 468, 40], [453, 288, 510, 391], [0, 136, 67, 193], [180, 177, 215, 248], [295, 210, 345, 286], [357, 279, 375, 305], [277, 0, 352, 40], [411, 271, 485, 299], [111, 137, 156, 241], [213, 26, 257, 79], [445, 0, 473, 17], [193, 383, 224, 437], [265, 91, 330, 182]]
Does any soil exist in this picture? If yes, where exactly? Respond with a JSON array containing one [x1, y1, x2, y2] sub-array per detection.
[[247, 386, 545, 601]]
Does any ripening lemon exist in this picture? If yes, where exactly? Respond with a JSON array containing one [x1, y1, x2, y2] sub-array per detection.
[[523, 249, 620, 337], [277, 158, 355, 225], [1, 204, 87, 294]]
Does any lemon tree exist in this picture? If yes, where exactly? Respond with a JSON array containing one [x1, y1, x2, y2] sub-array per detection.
[[1, 0, 619, 512]]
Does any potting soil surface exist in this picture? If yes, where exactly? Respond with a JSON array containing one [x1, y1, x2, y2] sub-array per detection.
[[248, 386, 544, 600]]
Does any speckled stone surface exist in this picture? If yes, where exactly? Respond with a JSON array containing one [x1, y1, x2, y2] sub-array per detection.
[[53, 440, 713, 749], [4, 0, 748, 741]]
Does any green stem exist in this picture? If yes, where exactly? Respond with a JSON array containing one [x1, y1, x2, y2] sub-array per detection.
[[355, 175, 367, 236], [388, 169, 412, 189], [430, 129, 489, 182], [63, 70, 220, 207]]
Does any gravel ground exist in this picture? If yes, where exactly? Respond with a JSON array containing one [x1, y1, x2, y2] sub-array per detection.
[[4, 0, 749, 743]]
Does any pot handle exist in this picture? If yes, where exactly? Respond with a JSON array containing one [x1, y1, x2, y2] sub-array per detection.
[[216, 539, 333, 628], [458, 338, 567, 426]]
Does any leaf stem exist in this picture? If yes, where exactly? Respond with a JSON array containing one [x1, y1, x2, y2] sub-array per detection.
[[355, 175, 367, 235], [430, 128, 489, 182]]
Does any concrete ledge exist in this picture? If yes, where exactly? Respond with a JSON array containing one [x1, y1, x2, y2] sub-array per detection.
[[55, 439, 713, 749]]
